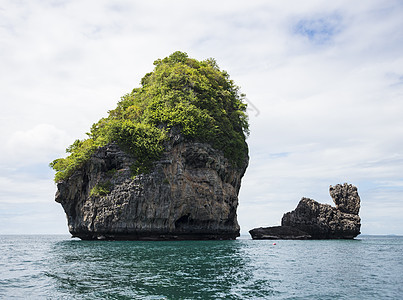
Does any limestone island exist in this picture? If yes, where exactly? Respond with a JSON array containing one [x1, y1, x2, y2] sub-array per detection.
[[50, 52, 249, 240], [249, 183, 361, 240]]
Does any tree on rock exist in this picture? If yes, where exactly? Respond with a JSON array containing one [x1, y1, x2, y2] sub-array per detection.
[[50, 51, 249, 182]]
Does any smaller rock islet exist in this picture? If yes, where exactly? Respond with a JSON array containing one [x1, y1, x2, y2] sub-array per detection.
[[249, 183, 361, 240]]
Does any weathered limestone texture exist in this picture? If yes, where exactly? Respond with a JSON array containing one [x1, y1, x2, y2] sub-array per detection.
[[56, 135, 248, 240], [250, 183, 361, 240], [329, 183, 360, 215]]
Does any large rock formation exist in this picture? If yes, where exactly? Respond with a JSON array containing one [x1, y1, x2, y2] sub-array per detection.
[[249, 183, 361, 239], [56, 134, 248, 240]]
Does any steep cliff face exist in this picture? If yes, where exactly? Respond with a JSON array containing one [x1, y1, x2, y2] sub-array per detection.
[[249, 183, 361, 240], [56, 135, 248, 240]]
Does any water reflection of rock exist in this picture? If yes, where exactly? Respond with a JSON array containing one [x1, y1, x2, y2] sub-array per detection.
[[48, 240, 279, 298]]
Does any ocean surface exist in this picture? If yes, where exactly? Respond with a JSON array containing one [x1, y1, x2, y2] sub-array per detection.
[[1, 235, 402, 299]]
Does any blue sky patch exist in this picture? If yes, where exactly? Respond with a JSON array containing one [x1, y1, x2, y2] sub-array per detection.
[[269, 152, 290, 159], [294, 14, 342, 44]]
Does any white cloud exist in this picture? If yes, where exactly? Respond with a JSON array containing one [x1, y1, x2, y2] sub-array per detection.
[[0, 0, 402, 235], [0, 174, 53, 204], [5, 124, 72, 164]]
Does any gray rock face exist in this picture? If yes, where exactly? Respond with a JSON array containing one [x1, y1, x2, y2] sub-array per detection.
[[250, 183, 361, 240], [329, 183, 360, 215], [55, 137, 248, 240]]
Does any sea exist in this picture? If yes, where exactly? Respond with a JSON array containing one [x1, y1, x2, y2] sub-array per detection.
[[0, 235, 402, 299]]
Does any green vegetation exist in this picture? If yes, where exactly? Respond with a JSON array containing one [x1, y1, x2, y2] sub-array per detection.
[[90, 181, 113, 197], [50, 51, 249, 182]]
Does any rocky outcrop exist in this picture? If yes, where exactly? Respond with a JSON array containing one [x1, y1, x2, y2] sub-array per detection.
[[249, 183, 361, 240], [329, 183, 360, 215], [248, 226, 311, 240], [56, 134, 248, 240]]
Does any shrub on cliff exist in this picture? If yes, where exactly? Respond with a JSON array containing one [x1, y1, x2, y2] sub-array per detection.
[[50, 51, 249, 182]]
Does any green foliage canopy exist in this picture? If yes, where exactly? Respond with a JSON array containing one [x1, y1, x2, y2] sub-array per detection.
[[50, 51, 249, 182]]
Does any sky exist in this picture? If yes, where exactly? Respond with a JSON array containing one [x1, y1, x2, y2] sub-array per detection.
[[1, 0, 403, 235]]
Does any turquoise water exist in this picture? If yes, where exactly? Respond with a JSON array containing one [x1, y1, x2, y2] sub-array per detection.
[[1, 235, 402, 299]]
